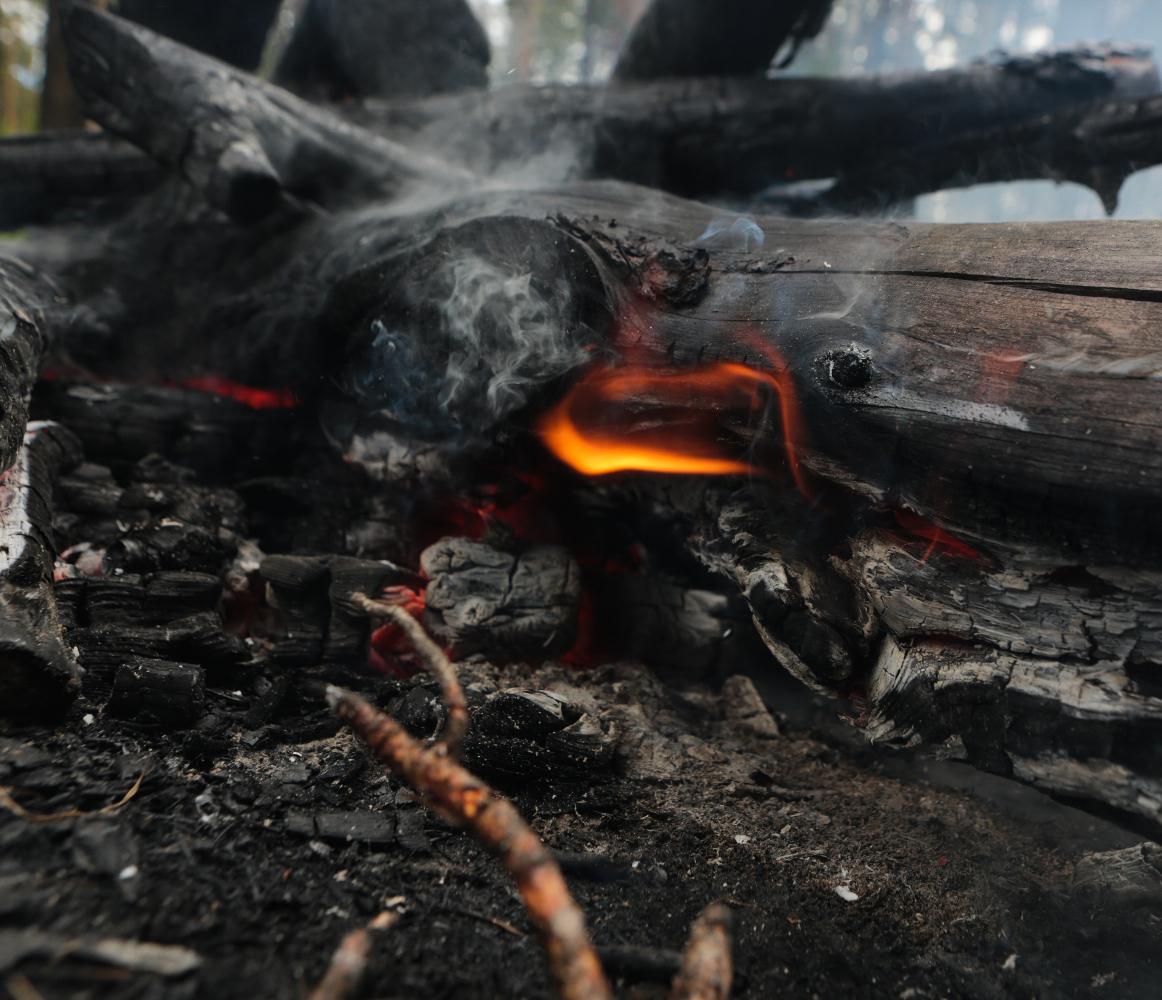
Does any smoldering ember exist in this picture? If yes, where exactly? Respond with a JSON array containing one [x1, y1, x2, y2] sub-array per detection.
[[2, 0, 1162, 996]]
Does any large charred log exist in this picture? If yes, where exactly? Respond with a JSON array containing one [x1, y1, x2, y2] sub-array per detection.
[[0, 423, 83, 719], [59, 3, 468, 223]]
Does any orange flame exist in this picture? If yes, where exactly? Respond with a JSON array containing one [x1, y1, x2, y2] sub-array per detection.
[[537, 356, 809, 495]]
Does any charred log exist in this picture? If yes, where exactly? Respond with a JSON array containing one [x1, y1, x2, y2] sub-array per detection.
[[116, 0, 282, 72], [0, 422, 84, 719], [612, 0, 834, 81], [105, 656, 207, 728], [60, 4, 468, 222], [360, 46, 1160, 202]]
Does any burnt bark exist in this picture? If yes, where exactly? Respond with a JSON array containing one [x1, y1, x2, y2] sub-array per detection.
[[116, 0, 282, 72], [358, 46, 1160, 201], [9, 44, 1156, 227], [612, 0, 834, 81], [0, 422, 83, 719], [60, 3, 468, 223], [17, 5, 1162, 830]]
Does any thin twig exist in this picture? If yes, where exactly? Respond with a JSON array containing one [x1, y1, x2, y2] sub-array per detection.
[[327, 686, 612, 1000], [669, 903, 733, 1000], [353, 591, 469, 757], [308, 928, 372, 1000], [0, 771, 145, 824]]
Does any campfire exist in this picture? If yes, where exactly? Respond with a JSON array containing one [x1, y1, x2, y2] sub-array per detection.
[[2, 1, 1161, 997]]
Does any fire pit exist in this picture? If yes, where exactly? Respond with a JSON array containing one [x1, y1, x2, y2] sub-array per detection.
[[2, 2, 1161, 997]]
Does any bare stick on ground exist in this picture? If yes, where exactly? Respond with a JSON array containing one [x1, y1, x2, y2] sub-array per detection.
[[670, 903, 734, 1000], [326, 685, 613, 1000], [307, 928, 371, 1000], [352, 590, 469, 757]]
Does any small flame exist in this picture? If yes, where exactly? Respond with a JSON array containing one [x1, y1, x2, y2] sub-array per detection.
[[536, 359, 809, 494]]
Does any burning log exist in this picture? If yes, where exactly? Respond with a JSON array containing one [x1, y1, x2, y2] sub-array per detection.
[[0, 422, 83, 719], [7, 43, 1158, 230]]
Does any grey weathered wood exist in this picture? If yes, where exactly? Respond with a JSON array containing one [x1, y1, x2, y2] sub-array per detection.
[[420, 537, 580, 661], [0, 422, 83, 719], [60, 3, 469, 222], [612, 0, 833, 81], [1074, 842, 1162, 907]]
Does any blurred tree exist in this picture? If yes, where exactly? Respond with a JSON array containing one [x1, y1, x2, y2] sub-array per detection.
[[1, 0, 47, 133]]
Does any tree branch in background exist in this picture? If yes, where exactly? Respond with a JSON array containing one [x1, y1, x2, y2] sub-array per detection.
[[613, 0, 835, 81], [275, 0, 490, 101], [362, 46, 1159, 200]]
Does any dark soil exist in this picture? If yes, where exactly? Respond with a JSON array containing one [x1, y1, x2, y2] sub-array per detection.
[[2, 657, 1157, 999]]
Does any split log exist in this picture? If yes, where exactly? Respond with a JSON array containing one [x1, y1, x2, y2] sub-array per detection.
[[822, 83, 1162, 214], [0, 422, 84, 719], [612, 0, 833, 81], [358, 46, 1160, 201], [117, 0, 282, 72], [0, 258, 60, 474], [105, 657, 207, 728]]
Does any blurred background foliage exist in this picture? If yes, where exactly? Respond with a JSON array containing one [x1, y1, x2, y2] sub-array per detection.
[[5, 1, 1162, 217]]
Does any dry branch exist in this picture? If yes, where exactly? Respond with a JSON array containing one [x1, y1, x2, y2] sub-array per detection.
[[613, 0, 833, 81], [670, 903, 733, 1000], [352, 591, 469, 756], [307, 928, 371, 1000], [327, 685, 612, 1000]]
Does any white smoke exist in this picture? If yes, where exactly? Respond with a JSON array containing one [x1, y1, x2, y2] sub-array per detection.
[[434, 252, 591, 425]]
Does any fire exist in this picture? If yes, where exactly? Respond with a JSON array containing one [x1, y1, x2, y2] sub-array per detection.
[[536, 358, 810, 495]]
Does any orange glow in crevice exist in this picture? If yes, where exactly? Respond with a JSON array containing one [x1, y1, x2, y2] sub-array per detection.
[[891, 509, 981, 562], [178, 376, 299, 410], [536, 355, 811, 497], [368, 585, 428, 677]]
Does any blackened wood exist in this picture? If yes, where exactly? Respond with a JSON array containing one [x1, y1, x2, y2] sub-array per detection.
[[612, 0, 833, 81], [260, 555, 330, 664], [0, 258, 60, 475], [106, 657, 206, 728], [275, 0, 489, 101], [824, 85, 1162, 213], [0, 422, 84, 719], [117, 0, 282, 72], [32, 382, 297, 481], [0, 132, 162, 229], [360, 46, 1159, 200], [420, 537, 580, 662], [60, 4, 468, 223]]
